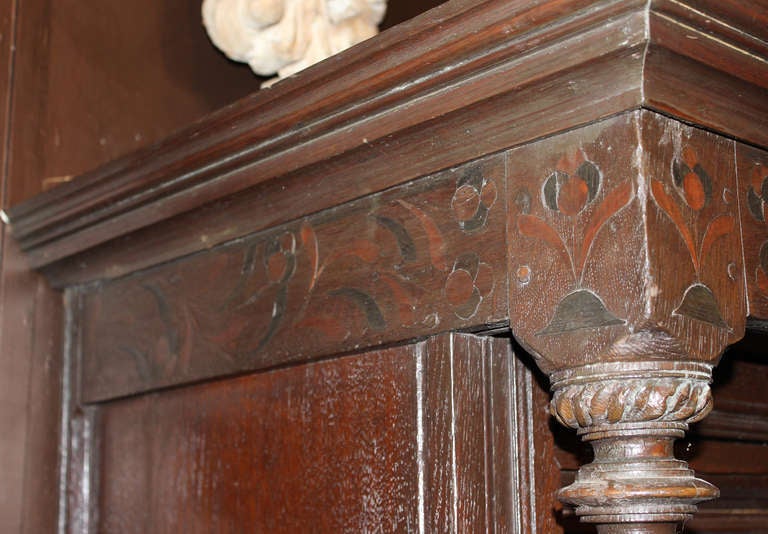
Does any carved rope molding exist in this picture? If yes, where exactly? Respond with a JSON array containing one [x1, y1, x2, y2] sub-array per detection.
[[508, 110, 746, 533], [202, 0, 385, 82], [551, 362, 713, 436], [551, 361, 718, 526]]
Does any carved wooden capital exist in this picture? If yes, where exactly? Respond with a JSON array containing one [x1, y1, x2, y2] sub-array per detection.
[[507, 110, 747, 532], [551, 361, 713, 438], [551, 361, 717, 527]]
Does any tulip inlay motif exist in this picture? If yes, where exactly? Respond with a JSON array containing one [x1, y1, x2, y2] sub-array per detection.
[[516, 151, 633, 336], [651, 147, 734, 328]]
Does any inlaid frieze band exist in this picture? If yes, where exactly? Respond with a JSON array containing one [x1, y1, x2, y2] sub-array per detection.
[[80, 157, 506, 402]]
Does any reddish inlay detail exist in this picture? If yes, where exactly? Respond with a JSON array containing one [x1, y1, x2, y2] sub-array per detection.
[[452, 184, 480, 221], [445, 269, 474, 306], [522, 155, 632, 286], [480, 180, 498, 209], [516, 265, 531, 284], [450, 168, 497, 232], [651, 179, 699, 273], [652, 160, 735, 281], [672, 147, 712, 212], [474, 263, 494, 296], [683, 171, 706, 211], [266, 253, 288, 282], [758, 269, 768, 295], [557, 177, 589, 215], [682, 146, 698, 168]]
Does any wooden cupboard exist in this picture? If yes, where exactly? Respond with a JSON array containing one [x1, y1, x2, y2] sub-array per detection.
[[3, 0, 768, 532]]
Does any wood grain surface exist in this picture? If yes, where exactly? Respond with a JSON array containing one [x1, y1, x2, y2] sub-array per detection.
[[7, 0, 650, 279], [0, 4, 29, 531], [93, 333, 550, 533], [552, 347, 768, 533], [79, 157, 507, 401], [736, 143, 768, 320], [7, 1, 766, 288], [508, 110, 746, 375], [6, 0, 257, 206], [645, 1, 768, 148], [0, 3, 64, 533], [2, 1, 766, 532]]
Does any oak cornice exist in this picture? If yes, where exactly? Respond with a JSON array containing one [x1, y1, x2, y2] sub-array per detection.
[[4, 0, 766, 287]]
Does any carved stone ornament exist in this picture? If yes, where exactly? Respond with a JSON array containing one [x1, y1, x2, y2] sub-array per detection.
[[202, 0, 386, 83]]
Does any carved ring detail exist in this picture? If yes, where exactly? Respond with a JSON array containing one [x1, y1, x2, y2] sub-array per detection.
[[550, 361, 713, 439], [551, 377, 712, 430]]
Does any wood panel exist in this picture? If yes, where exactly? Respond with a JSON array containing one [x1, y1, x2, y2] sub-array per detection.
[[736, 143, 768, 319], [0, 1, 272, 529], [98, 344, 419, 533], [93, 333, 551, 533], [79, 157, 507, 401], [7, 0, 257, 206], [0, 3, 27, 531], [17, 279, 63, 534], [0, 2, 63, 533]]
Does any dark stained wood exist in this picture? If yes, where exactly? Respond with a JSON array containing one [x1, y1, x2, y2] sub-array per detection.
[[0, 2, 28, 530], [693, 338, 768, 441], [690, 475, 768, 533], [93, 332, 542, 533], [0, 1, 282, 530], [644, 1, 768, 148], [7, 1, 767, 286], [0, 4, 63, 532], [508, 110, 750, 531], [7, 0, 652, 279], [508, 110, 744, 374], [421, 334, 527, 532], [552, 348, 768, 533], [735, 143, 768, 320], [6, 0, 257, 206], [97, 344, 420, 533], [0, 239, 38, 533], [17, 279, 63, 534], [4, 1, 768, 533], [379, 0, 446, 30], [79, 157, 507, 401], [519, 350, 566, 534]]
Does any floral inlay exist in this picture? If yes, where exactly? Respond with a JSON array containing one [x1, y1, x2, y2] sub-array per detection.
[[517, 150, 633, 335], [746, 164, 768, 222], [651, 147, 734, 328], [444, 253, 494, 320], [451, 168, 497, 232]]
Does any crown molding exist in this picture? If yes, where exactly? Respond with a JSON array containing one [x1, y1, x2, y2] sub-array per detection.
[[5, 0, 766, 286]]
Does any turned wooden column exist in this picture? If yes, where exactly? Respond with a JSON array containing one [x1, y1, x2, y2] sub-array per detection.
[[508, 110, 746, 532]]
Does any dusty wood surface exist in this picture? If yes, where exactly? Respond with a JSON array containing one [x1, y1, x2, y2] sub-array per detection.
[[93, 333, 548, 533], [7, 0, 766, 285], [3, 1, 767, 533], [79, 157, 507, 401]]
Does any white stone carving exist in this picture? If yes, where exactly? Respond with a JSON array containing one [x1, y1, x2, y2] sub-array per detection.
[[202, 0, 386, 83]]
